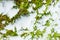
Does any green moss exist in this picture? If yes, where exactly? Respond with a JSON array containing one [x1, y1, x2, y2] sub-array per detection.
[[45, 20, 50, 27], [0, 14, 11, 30], [0, 0, 59, 40], [46, 0, 52, 5], [14, 0, 29, 9]]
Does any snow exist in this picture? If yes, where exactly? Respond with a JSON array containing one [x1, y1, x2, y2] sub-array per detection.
[[0, 0, 60, 40]]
